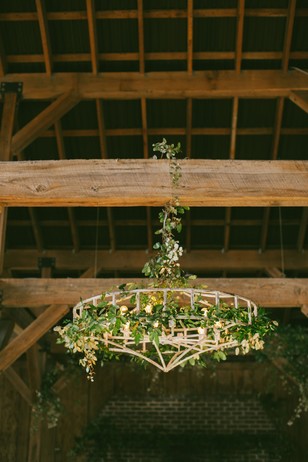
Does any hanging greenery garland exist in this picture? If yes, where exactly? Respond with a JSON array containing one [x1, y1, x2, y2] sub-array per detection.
[[54, 139, 277, 381]]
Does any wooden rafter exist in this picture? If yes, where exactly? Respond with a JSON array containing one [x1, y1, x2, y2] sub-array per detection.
[[140, 97, 153, 251], [22, 126, 308, 139], [137, 0, 145, 73], [259, 97, 285, 252], [259, 207, 271, 253], [185, 97, 193, 253], [223, 208, 231, 253], [35, 0, 52, 75], [0, 91, 18, 275], [289, 91, 308, 114], [1, 159, 307, 207], [4, 367, 33, 406], [0, 303, 69, 371], [0, 32, 6, 76], [235, 0, 245, 72], [187, 0, 193, 74], [282, 0, 297, 71], [28, 208, 43, 252], [95, 101, 116, 253], [11, 92, 79, 154], [3, 249, 308, 273], [86, 0, 99, 74], [297, 208, 308, 252], [0, 8, 307, 21], [0, 92, 18, 161], [1, 71, 308, 100], [0, 268, 100, 371], [55, 116, 80, 253], [1, 278, 307, 309], [4, 50, 308, 66], [224, 0, 245, 253]]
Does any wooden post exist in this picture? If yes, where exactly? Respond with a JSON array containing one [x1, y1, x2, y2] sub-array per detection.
[[0, 85, 20, 275]]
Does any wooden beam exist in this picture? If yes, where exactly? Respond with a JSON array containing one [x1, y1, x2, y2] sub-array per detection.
[[0, 33, 7, 76], [0, 159, 308, 207], [1, 70, 308, 100], [4, 8, 308, 21], [235, 0, 245, 71], [18, 126, 308, 138], [11, 92, 79, 154], [5, 50, 308, 65], [265, 267, 285, 278], [4, 366, 33, 406], [54, 120, 80, 252], [28, 208, 44, 252], [0, 92, 18, 161], [137, 0, 145, 74], [0, 278, 307, 308], [282, 0, 297, 71], [289, 91, 308, 114], [1, 8, 308, 21], [297, 208, 308, 252], [0, 304, 69, 371], [0, 91, 18, 275], [4, 249, 308, 272], [35, 0, 52, 75], [0, 265, 105, 371], [187, 0, 193, 74], [0, 206, 7, 275], [86, 0, 99, 74]]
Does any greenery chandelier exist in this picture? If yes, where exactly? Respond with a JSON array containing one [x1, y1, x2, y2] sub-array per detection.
[[55, 139, 277, 380]]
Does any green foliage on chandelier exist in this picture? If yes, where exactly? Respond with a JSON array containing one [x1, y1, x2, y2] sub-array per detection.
[[54, 139, 277, 381], [142, 139, 192, 284], [55, 292, 277, 381]]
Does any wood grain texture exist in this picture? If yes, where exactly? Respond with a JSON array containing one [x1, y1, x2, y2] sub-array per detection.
[[11, 92, 79, 153], [0, 159, 307, 207], [289, 91, 308, 114], [0, 304, 69, 371], [4, 249, 308, 271], [1, 70, 308, 99], [1, 278, 307, 308], [4, 366, 33, 405]]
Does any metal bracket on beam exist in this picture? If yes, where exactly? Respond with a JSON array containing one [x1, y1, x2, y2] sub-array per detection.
[[0, 82, 23, 100], [38, 257, 55, 270]]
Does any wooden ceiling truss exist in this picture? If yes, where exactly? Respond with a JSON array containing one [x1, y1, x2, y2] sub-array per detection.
[[0, 2, 307, 420]]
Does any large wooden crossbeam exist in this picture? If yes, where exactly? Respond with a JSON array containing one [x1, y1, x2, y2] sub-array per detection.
[[3, 249, 308, 272], [0, 159, 307, 207], [0, 70, 308, 100], [0, 278, 307, 308]]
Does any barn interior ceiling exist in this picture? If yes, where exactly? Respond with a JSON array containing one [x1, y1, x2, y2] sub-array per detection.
[[0, 0, 307, 380]]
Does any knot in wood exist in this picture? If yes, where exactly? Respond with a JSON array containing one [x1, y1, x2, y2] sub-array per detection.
[[35, 184, 47, 193]]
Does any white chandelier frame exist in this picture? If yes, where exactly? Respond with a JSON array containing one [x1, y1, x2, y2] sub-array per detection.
[[73, 288, 258, 373]]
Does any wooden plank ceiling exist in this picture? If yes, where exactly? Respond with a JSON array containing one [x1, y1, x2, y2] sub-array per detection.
[[0, 0, 307, 374]]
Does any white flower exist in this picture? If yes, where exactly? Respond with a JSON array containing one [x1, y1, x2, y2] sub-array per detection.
[[201, 308, 208, 317], [153, 321, 159, 328], [145, 304, 153, 314]]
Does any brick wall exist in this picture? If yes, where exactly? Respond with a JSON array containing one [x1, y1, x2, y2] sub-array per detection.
[[100, 394, 282, 462], [102, 395, 275, 435]]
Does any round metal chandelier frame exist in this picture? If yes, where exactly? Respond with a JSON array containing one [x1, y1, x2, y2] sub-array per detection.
[[73, 287, 258, 373]]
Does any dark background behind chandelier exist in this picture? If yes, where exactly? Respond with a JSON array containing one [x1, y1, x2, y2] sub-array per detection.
[[0, 361, 305, 462]]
